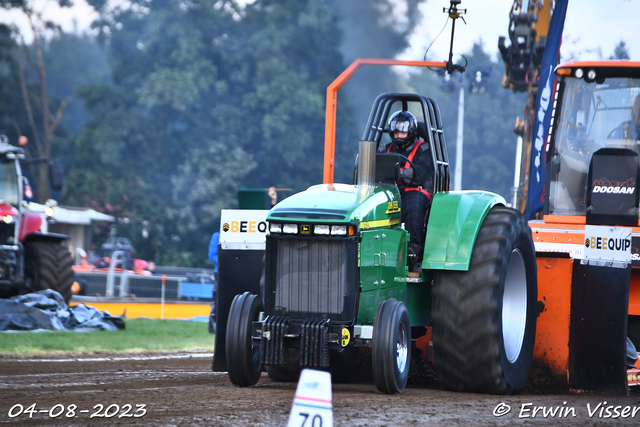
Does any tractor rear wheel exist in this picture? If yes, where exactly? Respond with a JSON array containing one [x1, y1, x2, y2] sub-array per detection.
[[24, 241, 74, 303], [226, 292, 263, 387], [432, 206, 537, 394], [372, 298, 411, 394]]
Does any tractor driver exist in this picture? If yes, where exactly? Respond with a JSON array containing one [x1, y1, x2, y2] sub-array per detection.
[[381, 110, 435, 272]]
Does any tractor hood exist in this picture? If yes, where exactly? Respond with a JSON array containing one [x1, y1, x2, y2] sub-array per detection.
[[267, 183, 401, 230], [267, 139, 402, 231]]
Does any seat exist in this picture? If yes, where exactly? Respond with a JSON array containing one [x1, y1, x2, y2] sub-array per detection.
[[417, 121, 428, 142]]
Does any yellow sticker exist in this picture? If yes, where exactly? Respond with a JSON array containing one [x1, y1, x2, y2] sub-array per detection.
[[301, 224, 311, 234], [385, 200, 400, 214], [341, 328, 350, 347], [360, 217, 400, 230]]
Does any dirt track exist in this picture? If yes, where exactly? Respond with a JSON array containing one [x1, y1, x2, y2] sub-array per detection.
[[1, 351, 640, 426]]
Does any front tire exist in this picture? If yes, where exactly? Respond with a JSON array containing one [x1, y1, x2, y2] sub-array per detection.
[[226, 292, 263, 386], [372, 298, 411, 394], [24, 241, 73, 303], [432, 206, 537, 394]]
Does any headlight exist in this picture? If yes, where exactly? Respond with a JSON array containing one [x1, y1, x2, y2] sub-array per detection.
[[269, 223, 282, 233], [2, 215, 13, 224], [331, 225, 347, 235], [44, 207, 55, 217], [314, 225, 330, 235], [283, 224, 298, 234]]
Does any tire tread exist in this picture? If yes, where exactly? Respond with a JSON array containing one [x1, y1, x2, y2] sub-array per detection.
[[432, 206, 536, 394]]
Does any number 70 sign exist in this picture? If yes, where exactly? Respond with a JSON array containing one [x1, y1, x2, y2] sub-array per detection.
[[287, 369, 333, 427]]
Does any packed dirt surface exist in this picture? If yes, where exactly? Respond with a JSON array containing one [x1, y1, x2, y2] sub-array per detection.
[[1, 350, 640, 426]]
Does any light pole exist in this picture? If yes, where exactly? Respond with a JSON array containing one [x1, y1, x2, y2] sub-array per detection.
[[454, 80, 465, 191], [440, 68, 490, 191]]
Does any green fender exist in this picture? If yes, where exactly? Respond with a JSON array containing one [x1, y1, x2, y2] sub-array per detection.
[[422, 191, 506, 271]]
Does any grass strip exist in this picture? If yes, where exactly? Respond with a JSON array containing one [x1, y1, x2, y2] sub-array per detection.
[[0, 318, 214, 355]]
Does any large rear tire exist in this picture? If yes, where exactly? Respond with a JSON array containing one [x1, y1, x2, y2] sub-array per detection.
[[372, 298, 411, 394], [226, 292, 263, 387], [24, 241, 74, 303], [432, 205, 537, 394]]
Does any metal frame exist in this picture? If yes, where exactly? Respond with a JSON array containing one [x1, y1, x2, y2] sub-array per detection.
[[322, 59, 447, 184], [362, 92, 450, 195]]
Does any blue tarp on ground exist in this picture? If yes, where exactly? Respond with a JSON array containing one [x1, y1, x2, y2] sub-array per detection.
[[0, 290, 125, 331]]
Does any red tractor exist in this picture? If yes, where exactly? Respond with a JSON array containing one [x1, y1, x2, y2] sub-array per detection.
[[0, 135, 73, 302]]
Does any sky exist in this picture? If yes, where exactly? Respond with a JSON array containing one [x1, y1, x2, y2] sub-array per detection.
[[0, 0, 99, 39], [400, 0, 639, 63], [1, 0, 638, 62]]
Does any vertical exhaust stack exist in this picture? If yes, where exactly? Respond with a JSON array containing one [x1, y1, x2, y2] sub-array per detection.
[[357, 140, 376, 203]]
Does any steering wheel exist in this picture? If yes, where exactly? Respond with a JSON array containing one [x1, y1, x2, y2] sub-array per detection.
[[607, 123, 640, 140], [394, 153, 417, 186]]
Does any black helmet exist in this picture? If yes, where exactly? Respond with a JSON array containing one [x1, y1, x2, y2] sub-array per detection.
[[388, 111, 418, 148]]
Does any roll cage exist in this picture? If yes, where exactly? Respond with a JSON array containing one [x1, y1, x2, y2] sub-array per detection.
[[363, 92, 451, 195]]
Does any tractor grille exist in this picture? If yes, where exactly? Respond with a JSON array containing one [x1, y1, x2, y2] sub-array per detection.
[[274, 239, 349, 317]]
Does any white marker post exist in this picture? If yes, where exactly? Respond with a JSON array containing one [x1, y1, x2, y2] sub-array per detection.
[[287, 369, 333, 427]]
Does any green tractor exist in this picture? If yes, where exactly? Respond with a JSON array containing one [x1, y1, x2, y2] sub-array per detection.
[[222, 91, 538, 394]]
